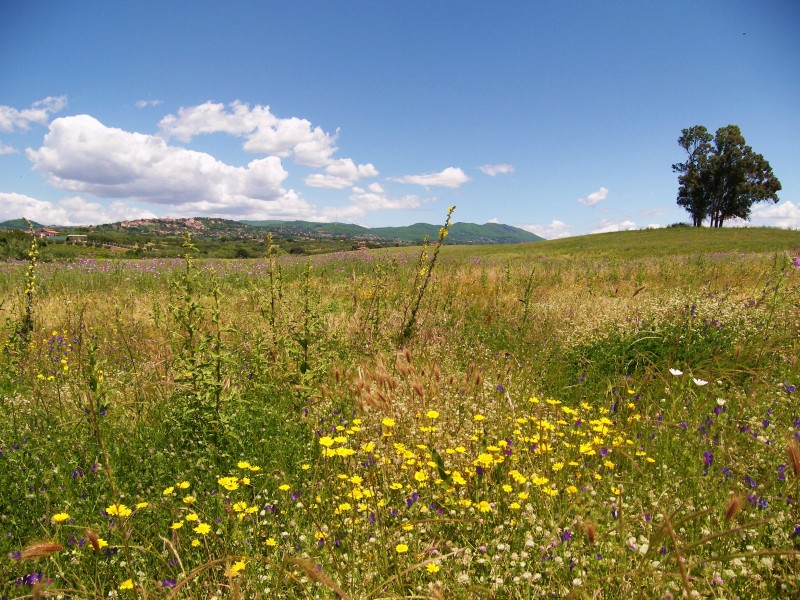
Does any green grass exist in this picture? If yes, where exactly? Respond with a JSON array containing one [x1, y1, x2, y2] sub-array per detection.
[[1, 227, 799, 598]]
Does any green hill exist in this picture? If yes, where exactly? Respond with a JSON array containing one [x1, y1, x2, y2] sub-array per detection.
[[0, 218, 45, 231], [243, 220, 543, 244]]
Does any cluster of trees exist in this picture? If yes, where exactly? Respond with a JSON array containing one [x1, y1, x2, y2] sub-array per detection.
[[673, 125, 781, 227]]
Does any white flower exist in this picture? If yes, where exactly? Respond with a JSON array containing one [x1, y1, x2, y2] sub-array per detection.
[[692, 378, 709, 386], [669, 368, 683, 376]]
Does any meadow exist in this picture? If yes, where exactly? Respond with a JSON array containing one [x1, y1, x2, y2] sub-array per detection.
[[1, 222, 800, 599]]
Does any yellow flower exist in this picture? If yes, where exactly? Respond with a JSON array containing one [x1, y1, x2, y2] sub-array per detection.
[[218, 476, 240, 491], [452, 471, 467, 485], [183, 495, 196, 505], [106, 503, 132, 518], [382, 417, 395, 428], [51, 512, 70, 524], [193, 522, 212, 535], [233, 501, 248, 513], [426, 562, 440, 573], [237, 461, 252, 469], [389, 482, 403, 490], [301, 463, 311, 470], [162, 486, 175, 496], [414, 469, 429, 483], [170, 521, 184, 530], [135, 502, 149, 510], [176, 481, 190, 489], [191, 539, 201, 547], [473, 414, 486, 421], [185, 513, 199, 522], [426, 410, 439, 419], [319, 436, 335, 447], [477, 501, 492, 513], [278, 484, 291, 491], [266, 537, 278, 547], [228, 559, 246, 577], [119, 579, 134, 590], [395, 543, 409, 553]]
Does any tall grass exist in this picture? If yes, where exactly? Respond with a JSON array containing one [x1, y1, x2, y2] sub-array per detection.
[[1, 227, 799, 598]]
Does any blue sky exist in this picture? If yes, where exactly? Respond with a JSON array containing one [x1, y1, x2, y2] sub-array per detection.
[[1, 1, 798, 237]]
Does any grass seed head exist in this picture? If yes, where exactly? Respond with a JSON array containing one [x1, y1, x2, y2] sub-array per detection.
[[20, 541, 64, 560], [725, 496, 743, 521], [787, 439, 800, 478]]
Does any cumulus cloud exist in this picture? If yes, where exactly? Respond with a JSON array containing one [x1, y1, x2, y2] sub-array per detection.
[[158, 100, 377, 183], [305, 158, 379, 189], [0, 96, 67, 132], [519, 220, 572, 240], [479, 164, 515, 176], [750, 200, 800, 229], [487, 217, 500, 224], [0, 192, 158, 226], [390, 167, 470, 189], [578, 186, 608, 207], [591, 219, 637, 234], [27, 115, 308, 217]]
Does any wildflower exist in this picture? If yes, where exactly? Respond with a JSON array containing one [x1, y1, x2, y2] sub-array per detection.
[[170, 521, 184, 530], [218, 476, 240, 491], [395, 543, 409, 553], [228, 559, 246, 577], [278, 484, 291, 491], [426, 410, 439, 419], [119, 579, 134, 590], [474, 414, 486, 421], [319, 436, 335, 447], [266, 537, 278, 547], [106, 503, 132, 518], [185, 513, 199, 522], [183, 495, 196, 505], [477, 501, 492, 513], [161, 579, 177, 588], [162, 486, 175, 496], [51, 512, 70, 524], [135, 502, 149, 510], [191, 539, 201, 547], [176, 481, 190, 489], [669, 368, 683, 376], [382, 417, 395, 428], [193, 523, 212, 535], [426, 562, 440, 573], [693, 378, 709, 386]]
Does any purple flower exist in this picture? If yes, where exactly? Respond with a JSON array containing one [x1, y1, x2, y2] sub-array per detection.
[[560, 530, 572, 542], [161, 579, 177, 588], [778, 464, 787, 481], [744, 475, 757, 488], [703, 450, 714, 467]]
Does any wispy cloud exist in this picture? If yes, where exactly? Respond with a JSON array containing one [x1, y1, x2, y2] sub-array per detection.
[[135, 99, 163, 108], [390, 167, 470, 189], [0, 141, 17, 155], [479, 163, 514, 176], [0, 96, 67, 132], [578, 186, 608, 206]]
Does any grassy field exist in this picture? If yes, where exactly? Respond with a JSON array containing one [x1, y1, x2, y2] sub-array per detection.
[[1, 226, 799, 598]]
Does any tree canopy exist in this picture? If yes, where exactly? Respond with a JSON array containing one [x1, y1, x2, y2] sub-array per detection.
[[672, 125, 781, 227]]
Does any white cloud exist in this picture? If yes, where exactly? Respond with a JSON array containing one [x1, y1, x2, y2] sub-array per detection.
[[0, 192, 158, 225], [487, 217, 500, 224], [0, 96, 67, 132], [390, 167, 470, 189], [639, 206, 667, 217], [159, 100, 343, 168], [591, 219, 637, 234], [135, 99, 162, 108], [27, 115, 311, 218], [305, 158, 379, 189], [479, 164, 515, 176], [578, 186, 608, 207], [646, 223, 664, 229], [319, 183, 424, 221], [158, 100, 377, 185], [750, 200, 800, 229], [0, 141, 17, 154], [519, 220, 572, 239]]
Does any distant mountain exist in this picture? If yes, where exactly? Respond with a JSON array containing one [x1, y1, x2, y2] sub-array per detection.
[[0, 218, 45, 230], [243, 220, 543, 244], [2, 216, 543, 245]]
